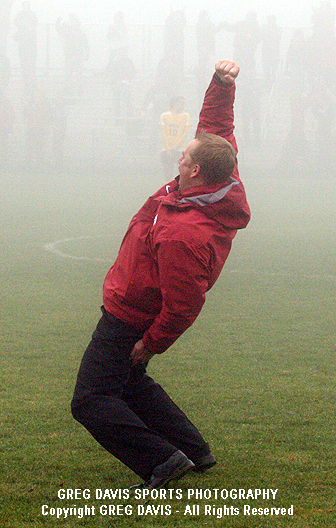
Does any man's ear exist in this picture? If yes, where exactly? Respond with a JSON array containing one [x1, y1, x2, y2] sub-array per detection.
[[190, 164, 201, 179]]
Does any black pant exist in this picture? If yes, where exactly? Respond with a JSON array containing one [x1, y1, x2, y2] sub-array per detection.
[[71, 308, 211, 481]]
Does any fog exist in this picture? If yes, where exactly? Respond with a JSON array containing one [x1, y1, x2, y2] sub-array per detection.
[[0, 0, 335, 192], [11, 0, 318, 27]]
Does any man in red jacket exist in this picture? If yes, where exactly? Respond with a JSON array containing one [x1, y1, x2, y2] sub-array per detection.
[[71, 60, 250, 489]]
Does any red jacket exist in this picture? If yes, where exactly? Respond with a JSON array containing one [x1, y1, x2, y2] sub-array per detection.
[[103, 74, 251, 354]]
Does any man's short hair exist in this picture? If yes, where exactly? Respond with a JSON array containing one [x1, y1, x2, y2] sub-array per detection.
[[190, 131, 236, 184]]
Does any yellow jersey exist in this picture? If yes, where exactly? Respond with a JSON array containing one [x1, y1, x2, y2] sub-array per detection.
[[160, 111, 191, 150]]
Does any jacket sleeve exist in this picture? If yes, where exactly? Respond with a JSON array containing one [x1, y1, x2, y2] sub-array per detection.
[[197, 73, 238, 155], [141, 239, 210, 354]]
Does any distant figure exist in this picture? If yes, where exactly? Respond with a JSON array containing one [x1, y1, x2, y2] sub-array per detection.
[[285, 29, 308, 147], [223, 11, 262, 74], [310, 86, 336, 156], [311, 0, 336, 38], [24, 87, 51, 164], [308, 0, 336, 90], [143, 55, 181, 152], [13, 1, 38, 94], [0, 89, 15, 164], [0, 0, 14, 56], [307, 1, 336, 165], [0, 53, 11, 90], [239, 73, 262, 147], [164, 9, 187, 74], [160, 96, 191, 181], [56, 14, 89, 96], [278, 29, 309, 166], [196, 11, 224, 102], [261, 15, 282, 88], [51, 92, 73, 164], [286, 29, 308, 82], [106, 46, 136, 122], [223, 12, 262, 146], [107, 11, 129, 63]]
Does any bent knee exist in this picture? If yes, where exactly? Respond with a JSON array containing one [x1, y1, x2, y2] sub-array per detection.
[[70, 391, 92, 423], [71, 396, 83, 421]]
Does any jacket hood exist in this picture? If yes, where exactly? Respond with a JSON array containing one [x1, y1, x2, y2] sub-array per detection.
[[159, 176, 251, 230]]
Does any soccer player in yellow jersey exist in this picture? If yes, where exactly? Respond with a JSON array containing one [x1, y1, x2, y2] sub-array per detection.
[[160, 96, 191, 181]]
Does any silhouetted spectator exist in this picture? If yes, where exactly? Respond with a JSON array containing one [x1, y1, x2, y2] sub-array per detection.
[[56, 14, 89, 97], [0, 0, 14, 56], [107, 11, 129, 63], [286, 29, 308, 82], [261, 15, 282, 89], [224, 11, 262, 74], [239, 73, 262, 147], [0, 89, 14, 164], [311, 0, 335, 37], [164, 9, 186, 74], [196, 11, 224, 103], [308, 0, 336, 90], [51, 92, 74, 164], [24, 87, 51, 164], [13, 1, 38, 94], [281, 30, 309, 162], [106, 46, 136, 122], [143, 55, 181, 152], [310, 86, 336, 158], [307, 1, 336, 165], [0, 0, 14, 90], [160, 96, 190, 181], [0, 53, 11, 90]]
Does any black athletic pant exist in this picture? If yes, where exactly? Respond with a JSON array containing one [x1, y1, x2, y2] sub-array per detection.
[[71, 308, 211, 481]]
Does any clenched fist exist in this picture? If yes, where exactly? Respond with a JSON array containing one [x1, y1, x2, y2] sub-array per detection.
[[215, 60, 240, 85]]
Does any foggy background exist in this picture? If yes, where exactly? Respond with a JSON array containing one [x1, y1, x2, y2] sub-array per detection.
[[7, 0, 319, 27], [0, 0, 335, 177]]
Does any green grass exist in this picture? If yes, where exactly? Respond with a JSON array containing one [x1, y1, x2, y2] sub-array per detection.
[[1, 160, 336, 527]]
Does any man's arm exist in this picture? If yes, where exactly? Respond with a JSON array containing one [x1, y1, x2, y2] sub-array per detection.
[[197, 60, 239, 152]]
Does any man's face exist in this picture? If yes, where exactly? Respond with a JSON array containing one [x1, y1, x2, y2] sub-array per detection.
[[178, 139, 199, 193]]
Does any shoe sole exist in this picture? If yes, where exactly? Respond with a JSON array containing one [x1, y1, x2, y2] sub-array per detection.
[[193, 460, 217, 472], [148, 460, 195, 489]]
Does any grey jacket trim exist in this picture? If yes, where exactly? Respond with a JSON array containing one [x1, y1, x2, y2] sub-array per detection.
[[178, 178, 240, 207]]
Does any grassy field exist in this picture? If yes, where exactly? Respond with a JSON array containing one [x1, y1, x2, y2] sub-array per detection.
[[1, 155, 335, 528]]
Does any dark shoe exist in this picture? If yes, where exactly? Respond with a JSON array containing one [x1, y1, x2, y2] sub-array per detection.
[[132, 450, 195, 489], [193, 452, 217, 472]]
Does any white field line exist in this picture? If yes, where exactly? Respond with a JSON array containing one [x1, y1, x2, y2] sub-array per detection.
[[43, 235, 336, 282], [43, 234, 116, 263]]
